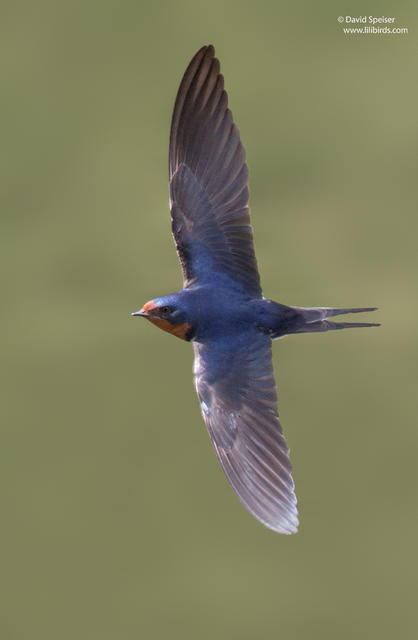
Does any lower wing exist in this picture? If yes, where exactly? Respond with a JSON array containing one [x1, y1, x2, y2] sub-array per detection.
[[193, 332, 298, 534]]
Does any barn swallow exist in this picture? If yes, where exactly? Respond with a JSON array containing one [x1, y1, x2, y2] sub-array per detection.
[[133, 45, 379, 534]]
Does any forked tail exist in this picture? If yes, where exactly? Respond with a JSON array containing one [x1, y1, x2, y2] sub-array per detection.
[[263, 302, 380, 338], [288, 306, 380, 335]]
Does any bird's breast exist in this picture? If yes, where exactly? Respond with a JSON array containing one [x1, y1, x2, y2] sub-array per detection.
[[146, 316, 192, 341]]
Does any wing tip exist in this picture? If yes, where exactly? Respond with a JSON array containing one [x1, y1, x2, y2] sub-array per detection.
[[265, 514, 299, 535], [258, 490, 299, 535], [191, 44, 216, 64], [247, 494, 299, 535]]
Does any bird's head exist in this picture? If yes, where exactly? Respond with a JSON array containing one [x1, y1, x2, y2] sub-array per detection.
[[132, 296, 195, 341]]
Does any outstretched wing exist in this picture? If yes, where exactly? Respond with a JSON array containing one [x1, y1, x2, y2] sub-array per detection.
[[193, 332, 298, 534], [169, 45, 262, 298]]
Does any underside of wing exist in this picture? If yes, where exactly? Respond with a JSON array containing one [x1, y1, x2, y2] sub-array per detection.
[[169, 45, 262, 298], [193, 333, 298, 534]]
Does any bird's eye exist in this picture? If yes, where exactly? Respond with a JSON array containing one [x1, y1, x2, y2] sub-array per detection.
[[160, 306, 170, 315]]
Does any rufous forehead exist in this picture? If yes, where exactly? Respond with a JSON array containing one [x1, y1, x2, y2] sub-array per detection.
[[143, 300, 157, 312]]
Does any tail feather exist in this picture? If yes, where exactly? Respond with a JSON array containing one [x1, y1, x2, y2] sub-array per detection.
[[266, 303, 380, 338], [293, 319, 380, 334], [291, 305, 377, 321], [290, 306, 379, 335]]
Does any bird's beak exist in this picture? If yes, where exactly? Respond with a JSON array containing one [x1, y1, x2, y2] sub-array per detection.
[[131, 308, 148, 317]]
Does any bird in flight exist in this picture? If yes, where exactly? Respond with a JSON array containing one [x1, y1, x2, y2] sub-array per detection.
[[133, 45, 378, 534]]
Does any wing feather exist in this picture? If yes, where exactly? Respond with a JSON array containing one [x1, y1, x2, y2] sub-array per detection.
[[193, 333, 298, 534], [169, 45, 262, 297]]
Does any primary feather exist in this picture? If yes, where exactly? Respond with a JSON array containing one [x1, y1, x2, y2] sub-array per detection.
[[169, 45, 262, 297]]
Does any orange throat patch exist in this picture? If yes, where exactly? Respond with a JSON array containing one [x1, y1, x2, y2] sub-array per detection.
[[146, 316, 191, 341]]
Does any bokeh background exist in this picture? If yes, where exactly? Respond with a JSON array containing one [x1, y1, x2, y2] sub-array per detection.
[[2, 1, 417, 638]]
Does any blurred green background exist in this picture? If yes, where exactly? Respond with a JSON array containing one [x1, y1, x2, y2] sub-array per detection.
[[2, 1, 417, 638]]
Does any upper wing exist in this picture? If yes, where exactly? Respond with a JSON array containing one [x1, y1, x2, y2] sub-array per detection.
[[169, 45, 262, 298], [193, 332, 298, 534]]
